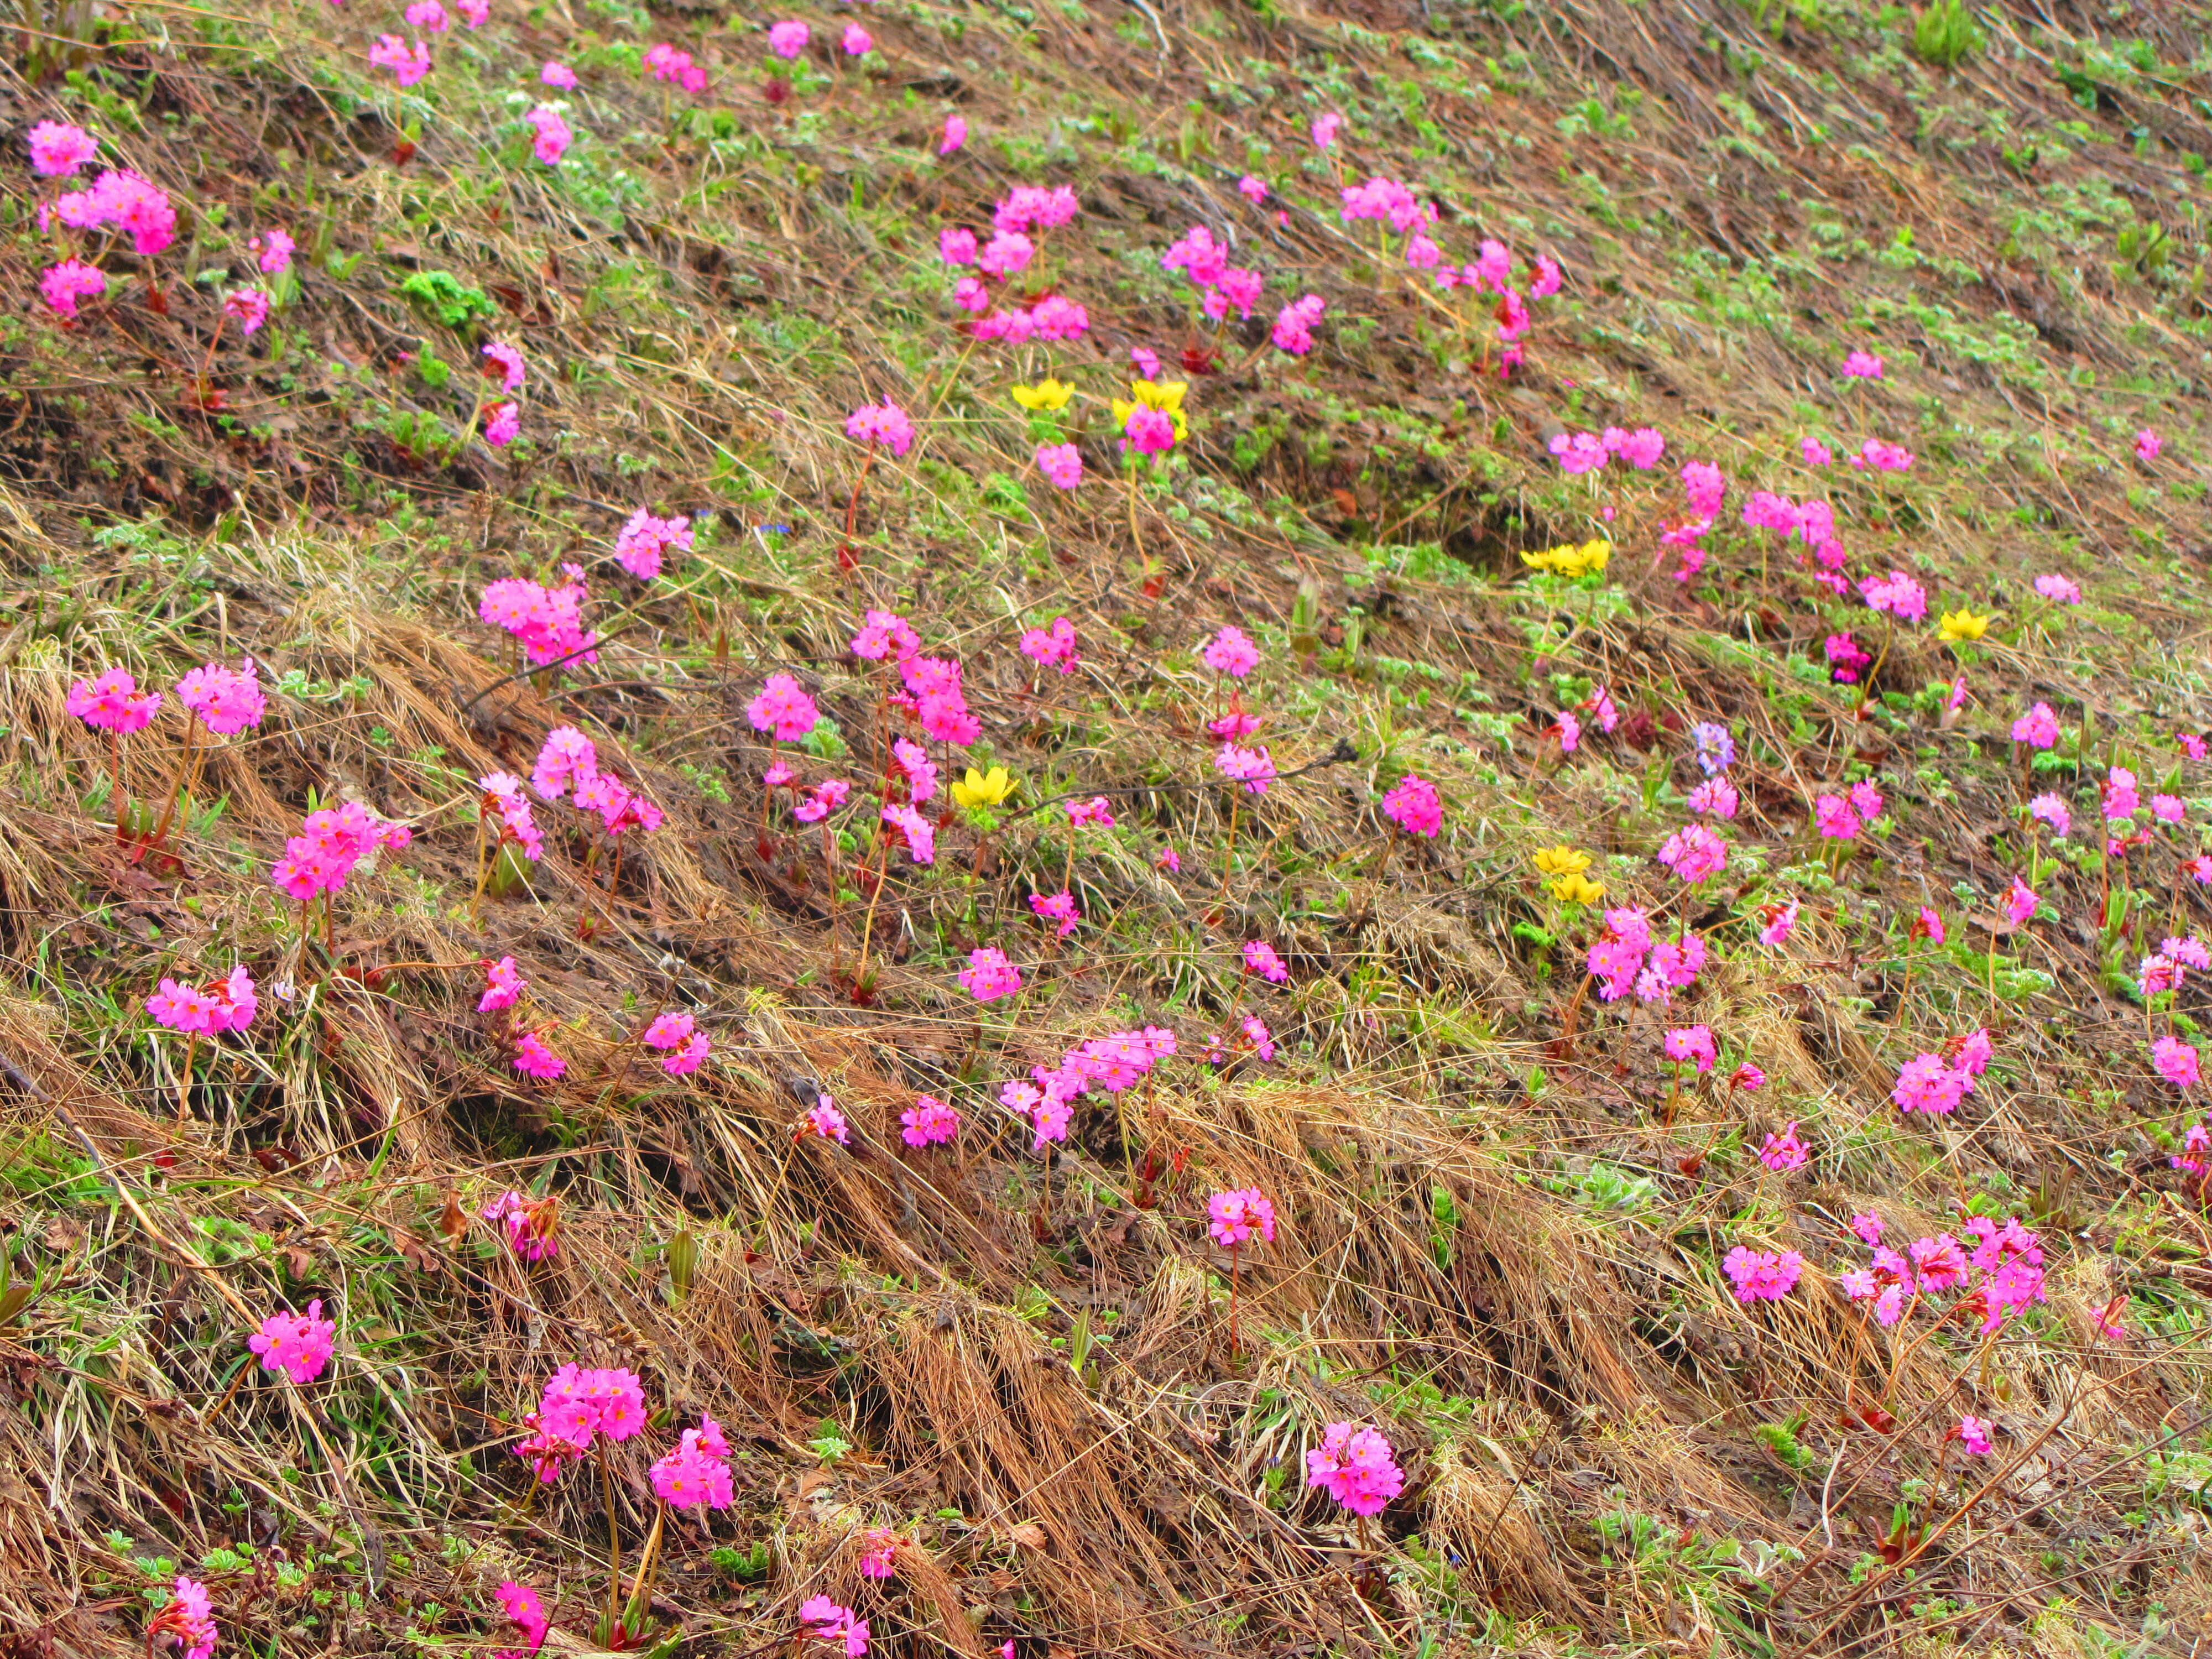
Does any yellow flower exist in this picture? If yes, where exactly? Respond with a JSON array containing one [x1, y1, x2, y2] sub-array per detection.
[[1938, 608, 1990, 643], [951, 765, 1014, 809], [1577, 538, 1612, 573], [1110, 378, 1190, 441], [1012, 378, 1072, 412], [1532, 844, 1592, 877], [1520, 546, 1563, 573], [1550, 871, 1606, 905], [1523, 539, 1610, 579]]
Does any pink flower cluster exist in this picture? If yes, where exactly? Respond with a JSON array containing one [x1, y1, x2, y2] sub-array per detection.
[[478, 771, 546, 862], [514, 1363, 649, 1481], [1304, 1421, 1404, 1516], [1003, 1026, 1177, 1148], [176, 659, 267, 734], [1813, 779, 1885, 841], [1161, 225, 1266, 322], [1382, 773, 1442, 836], [972, 293, 1089, 343], [611, 509, 691, 581], [68, 667, 162, 733], [496, 1581, 549, 1656], [895, 652, 980, 744], [1656, 823, 1728, 884], [801, 1597, 870, 1658], [39, 258, 106, 318], [369, 33, 433, 84], [1586, 907, 1706, 1005], [747, 672, 821, 742], [479, 574, 597, 666], [900, 1094, 960, 1146], [1848, 437, 1914, 472], [525, 105, 571, 164], [644, 40, 708, 89], [482, 1190, 558, 1260], [1019, 615, 1079, 673], [1838, 1212, 2044, 1333], [1859, 570, 1927, 622], [882, 801, 934, 864], [1551, 426, 1664, 473], [247, 1300, 337, 1383], [1271, 293, 1326, 355], [147, 964, 258, 1035], [53, 168, 175, 254], [846, 400, 916, 456], [1663, 1024, 1715, 1072], [959, 946, 1022, 1002], [643, 1010, 712, 1074], [1030, 890, 1079, 936], [1207, 1187, 1276, 1248], [271, 800, 413, 902], [29, 120, 98, 176], [649, 1415, 734, 1509], [1891, 1029, 1992, 1115], [1722, 1245, 1803, 1303], [531, 727, 662, 837], [153, 1577, 219, 1659]]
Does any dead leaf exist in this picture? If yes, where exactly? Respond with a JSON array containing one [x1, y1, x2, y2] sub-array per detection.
[[1006, 1522, 1046, 1550]]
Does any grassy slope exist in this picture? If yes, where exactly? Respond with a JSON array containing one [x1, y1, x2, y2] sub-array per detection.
[[7, 0, 2212, 1655]]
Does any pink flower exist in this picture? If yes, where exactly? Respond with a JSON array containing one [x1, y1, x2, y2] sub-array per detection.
[[1214, 743, 1274, 794], [1656, 824, 1728, 884], [541, 59, 577, 86], [406, 0, 450, 25], [2104, 765, 2141, 822], [513, 1030, 566, 1079], [1687, 777, 1738, 819], [1035, 442, 1083, 489], [1850, 1211, 1885, 1244], [2003, 879, 2037, 926], [1029, 890, 1080, 937], [851, 609, 920, 662], [847, 1528, 900, 1581], [2156, 1036, 2200, 1088], [479, 956, 526, 1011], [1730, 1062, 1766, 1092], [842, 22, 872, 53], [900, 1095, 959, 1146], [2154, 793, 2185, 823], [369, 33, 432, 83], [67, 667, 160, 733], [1270, 294, 1326, 355], [802, 1095, 851, 1145], [524, 105, 571, 164], [2036, 573, 2083, 604], [483, 401, 521, 446], [800, 1596, 870, 1658], [53, 168, 175, 254], [1859, 570, 1927, 621], [1801, 436, 1833, 466], [1243, 940, 1288, 983], [175, 659, 267, 734], [747, 672, 820, 742], [1157, 844, 1181, 873], [28, 120, 98, 176], [247, 1299, 337, 1384], [152, 1575, 219, 1659], [1892, 1053, 1967, 1115], [1310, 111, 1343, 148], [939, 114, 966, 155], [1019, 618, 1079, 677], [249, 228, 295, 275], [1207, 1187, 1276, 1248], [1201, 626, 1261, 677], [1722, 1246, 1803, 1302], [846, 400, 915, 457], [530, 726, 597, 800], [612, 508, 692, 581], [2137, 429, 2163, 462], [1759, 900, 1799, 946], [1954, 1415, 1994, 1455], [1381, 773, 1442, 836], [1758, 1121, 1808, 1172], [768, 18, 810, 56], [1548, 431, 1608, 474], [2010, 701, 2059, 748], [2027, 793, 2069, 836], [39, 258, 107, 319], [222, 286, 271, 337], [1848, 437, 1915, 472], [476, 340, 528, 394], [1841, 349, 1885, 379], [1238, 174, 1268, 201], [792, 779, 848, 823], [496, 1581, 550, 1655], [1240, 1014, 1275, 1062], [1305, 1422, 1401, 1515], [1122, 404, 1176, 455], [650, 1421, 735, 1510], [1663, 1025, 1717, 1073], [959, 947, 1022, 1001], [882, 802, 935, 864]]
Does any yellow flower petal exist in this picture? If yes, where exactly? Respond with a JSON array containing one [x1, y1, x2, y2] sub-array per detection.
[[1532, 844, 1592, 877], [1550, 872, 1605, 904], [1938, 608, 1990, 642]]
